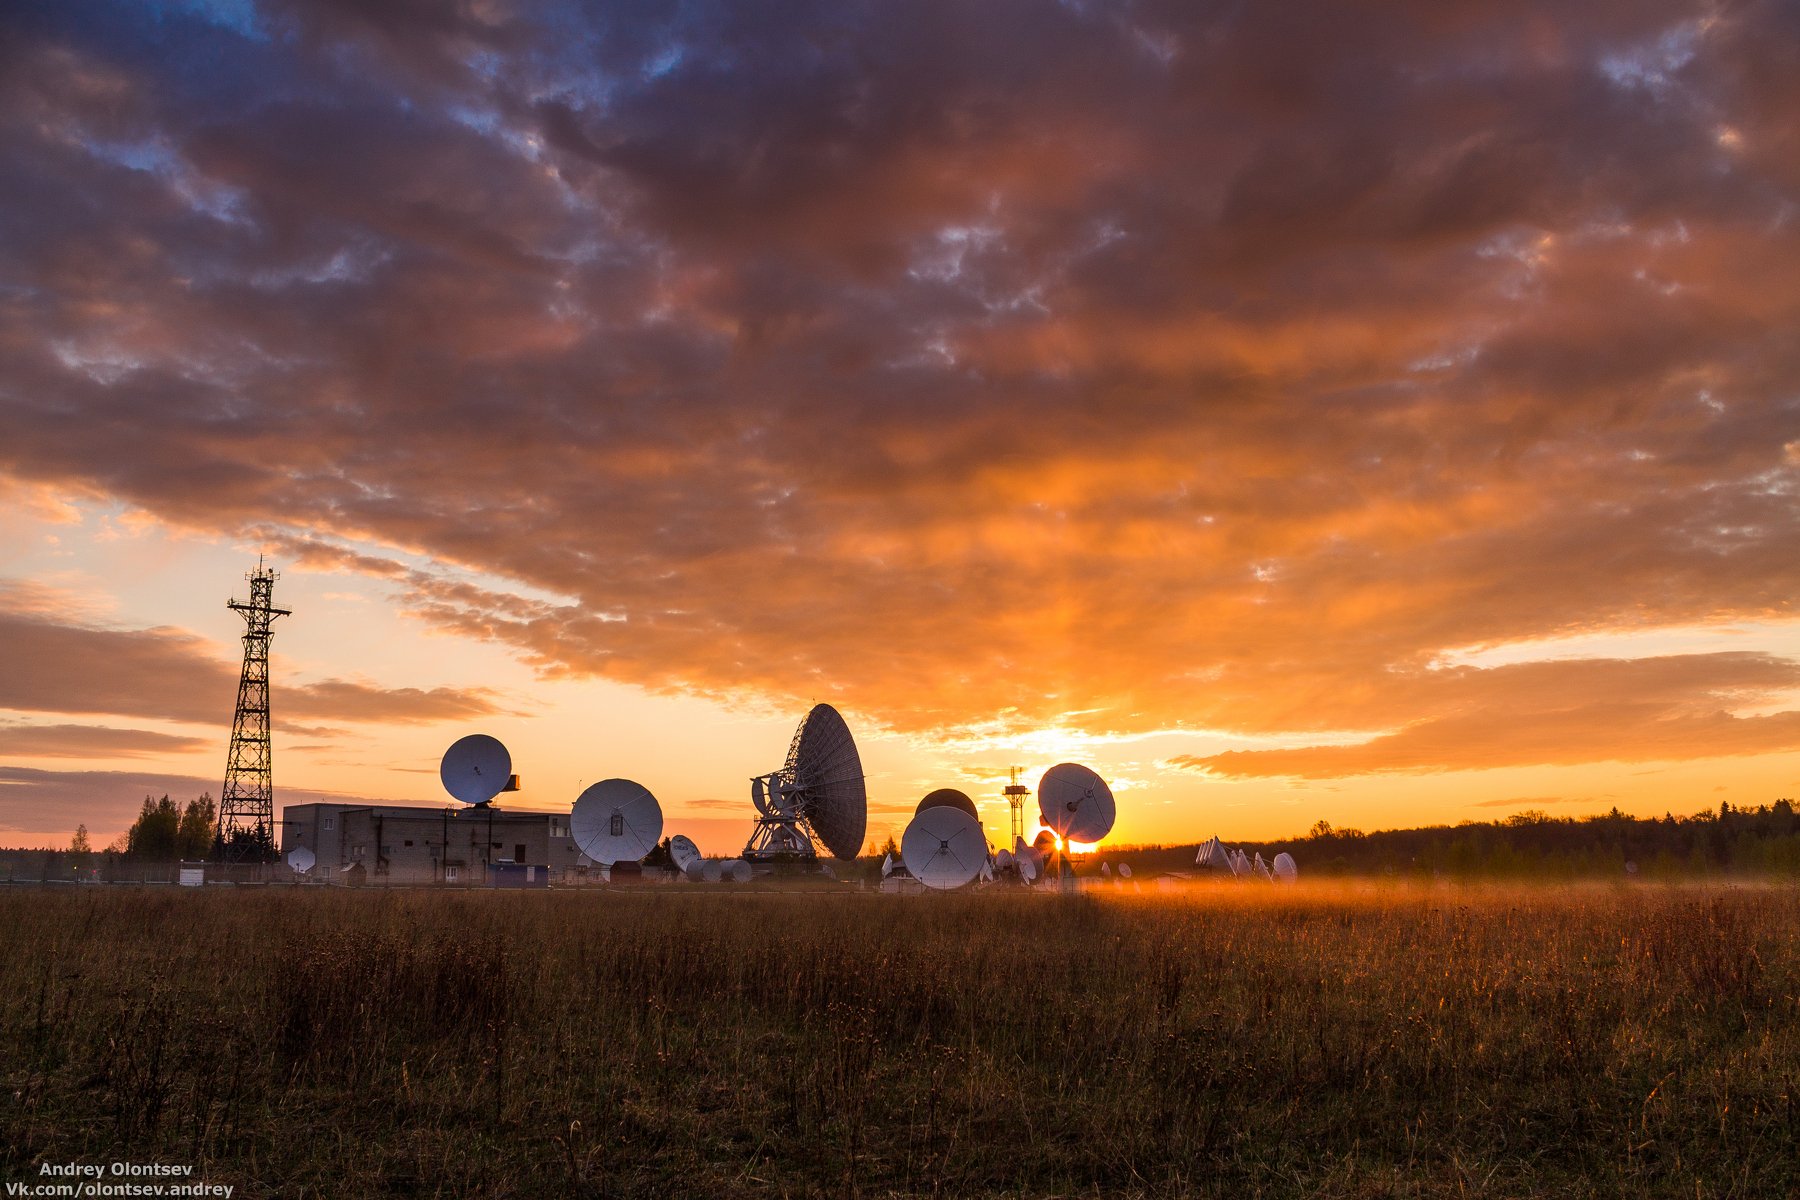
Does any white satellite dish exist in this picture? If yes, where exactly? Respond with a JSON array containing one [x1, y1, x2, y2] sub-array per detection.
[[1253, 851, 1272, 881], [901, 806, 985, 890], [995, 848, 1015, 870], [669, 834, 702, 875], [286, 845, 315, 874], [1036, 763, 1116, 845], [1019, 850, 1040, 883], [881, 852, 896, 878], [571, 778, 664, 866], [440, 734, 512, 805], [1118, 862, 1132, 879], [1100, 861, 1112, 878], [702, 860, 723, 883], [1271, 852, 1297, 882], [1197, 836, 1236, 872], [979, 861, 994, 883], [723, 858, 753, 883]]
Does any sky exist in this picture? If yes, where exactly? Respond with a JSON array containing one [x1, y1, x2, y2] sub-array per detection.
[[1, 0, 1797, 855]]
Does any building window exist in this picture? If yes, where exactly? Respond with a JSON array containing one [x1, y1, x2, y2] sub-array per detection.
[[446, 866, 459, 883], [324, 816, 335, 831], [403, 839, 413, 848], [380, 845, 392, 856], [515, 843, 527, 863]]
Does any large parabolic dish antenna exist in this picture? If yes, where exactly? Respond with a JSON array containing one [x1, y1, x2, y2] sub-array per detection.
[[916, 788, 979, 821], [1036, 763, 1116, 845], [440, 734, 512, 805], [744, 704, 867, 862], [286, 845, 315, 874], [901, 805, 986, 890], [571, 778, 664, 866]]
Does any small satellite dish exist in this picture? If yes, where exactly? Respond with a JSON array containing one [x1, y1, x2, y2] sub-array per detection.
[[571, 778, 664, 866], [1272, 852, 1297, 882], [916, 788, 980, 820], [1118, 862, 1132, 879], [902, 806, 985, 890], [702, 860, 723, 883], [1252, 851, 1272, 881], [723, 858, 753, 883], [881, 852, 896, 878], [1625, 860, 1639, 876], [286, 845, 315, 874], [995, 848, 1015, 870], [1037, 763, 1115, 844], [669, 834, 702, 874], [1100, 861, 1112, 878], [979, 860, 994, 883], [440, 734, 512, 805], [1019, 850, 1040, 883]]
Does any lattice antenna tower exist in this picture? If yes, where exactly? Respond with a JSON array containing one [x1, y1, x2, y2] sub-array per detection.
[[215, 559, 290, 861], [1003, 765, 1030, 848]]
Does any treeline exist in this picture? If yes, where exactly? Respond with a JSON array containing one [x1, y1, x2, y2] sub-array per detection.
[[1296, 801, 1800, 879], [119, 794, 217, 861], [1116, 800, 1800, 879]]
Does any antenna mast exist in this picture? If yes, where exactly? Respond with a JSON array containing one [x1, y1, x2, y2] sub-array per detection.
[[1003, 765, 1030, 848], [216, 560, 290, 862]]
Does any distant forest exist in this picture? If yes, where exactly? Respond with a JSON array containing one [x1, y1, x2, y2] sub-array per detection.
[[1112, 800, 1800, 880]]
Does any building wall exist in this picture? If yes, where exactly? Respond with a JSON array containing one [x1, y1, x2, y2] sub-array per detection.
[[281, 802, 594, 884]]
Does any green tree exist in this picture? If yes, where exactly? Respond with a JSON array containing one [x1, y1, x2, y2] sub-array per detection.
[[125, 795, 181, 860], [68, 824, 94, 876], [176, 794, 216, 859]]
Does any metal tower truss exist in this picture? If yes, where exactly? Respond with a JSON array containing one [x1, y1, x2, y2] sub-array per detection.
[[1003, 765, 1030, 849], [216, 562, 289, 861]]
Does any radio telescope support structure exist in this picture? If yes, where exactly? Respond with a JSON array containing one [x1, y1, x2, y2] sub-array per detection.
[[1003, 766, 1030, 849], [215, 561, 289, 862]]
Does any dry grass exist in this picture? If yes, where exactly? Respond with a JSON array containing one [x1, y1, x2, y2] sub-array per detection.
[[2, 882, 1796, 1197]]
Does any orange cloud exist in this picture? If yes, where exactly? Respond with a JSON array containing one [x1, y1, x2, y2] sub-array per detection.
[[1, 0, 1796, 786]]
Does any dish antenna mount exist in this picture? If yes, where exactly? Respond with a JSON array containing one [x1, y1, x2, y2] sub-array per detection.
[[743, 704, 867, 862]]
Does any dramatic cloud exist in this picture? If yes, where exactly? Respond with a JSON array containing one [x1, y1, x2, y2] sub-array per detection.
[[1173, 654, 1800, 777], [0, 766, 406, 841], [0, 584, 513, 728], [0, 723, 209, 760], [1, 0, 1796, 777]]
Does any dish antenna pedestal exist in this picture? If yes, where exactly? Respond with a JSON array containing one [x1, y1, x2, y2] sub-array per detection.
[[743, 705, 867, 864]]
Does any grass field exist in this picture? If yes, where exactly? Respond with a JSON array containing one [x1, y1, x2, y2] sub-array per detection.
[[2, 883, 1796, 1198]]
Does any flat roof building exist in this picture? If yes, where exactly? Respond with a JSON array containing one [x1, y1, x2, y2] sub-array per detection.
[[281, 802, 594, 885]]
